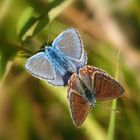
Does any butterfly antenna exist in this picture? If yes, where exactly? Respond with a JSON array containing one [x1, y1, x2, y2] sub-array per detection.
[[96, 103, 120, 114], [35, 48, 45, 52], [46, 22, 52, 46]]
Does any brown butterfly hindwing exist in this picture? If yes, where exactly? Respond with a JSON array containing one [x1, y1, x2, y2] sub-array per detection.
[[68, 90, 90, 127]]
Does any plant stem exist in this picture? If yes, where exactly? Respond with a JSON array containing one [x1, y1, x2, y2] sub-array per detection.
[[0, 61, 13, 88], [107, 99, 117, 140], [107, 49, 120, 140]]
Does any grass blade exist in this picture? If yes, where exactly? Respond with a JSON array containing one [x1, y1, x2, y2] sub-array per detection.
[[107, 49, 121, 140]]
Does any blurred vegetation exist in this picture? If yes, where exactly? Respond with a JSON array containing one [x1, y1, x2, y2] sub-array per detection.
[[0, 0, 140, 140]]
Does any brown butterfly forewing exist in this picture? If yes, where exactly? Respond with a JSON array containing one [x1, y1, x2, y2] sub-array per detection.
[[93, 71, 125, 101]]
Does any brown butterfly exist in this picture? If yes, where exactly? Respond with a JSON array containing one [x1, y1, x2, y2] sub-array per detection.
[[67, 65, 125, 127]]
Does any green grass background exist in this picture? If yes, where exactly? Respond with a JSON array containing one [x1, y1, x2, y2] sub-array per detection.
[[0, 0, 140, 140]]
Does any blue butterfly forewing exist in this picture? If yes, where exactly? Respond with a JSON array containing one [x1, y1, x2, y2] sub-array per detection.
[[25, 52, 55, 80]]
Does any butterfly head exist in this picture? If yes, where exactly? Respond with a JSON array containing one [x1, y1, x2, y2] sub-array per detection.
[[45, 46, 51, 53], [45, 46, 58, 60]]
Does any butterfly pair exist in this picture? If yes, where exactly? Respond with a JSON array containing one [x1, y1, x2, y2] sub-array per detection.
[[25, 28, 125, 127]]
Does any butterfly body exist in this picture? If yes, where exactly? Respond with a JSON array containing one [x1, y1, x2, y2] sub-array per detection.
[[68, 65, 125, 127], [45, 46, 69, 75], [76, 76, 96, 106], [25, 28, 87, 86]]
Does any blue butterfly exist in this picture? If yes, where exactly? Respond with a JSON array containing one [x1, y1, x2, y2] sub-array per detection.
[[25, 28, 87, 86]]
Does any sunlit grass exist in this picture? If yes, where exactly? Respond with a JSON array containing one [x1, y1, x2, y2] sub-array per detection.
[[107, 47, 121, 140]]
